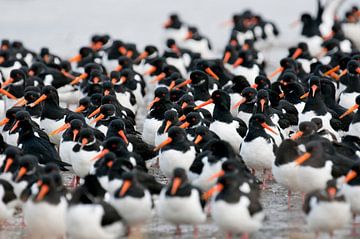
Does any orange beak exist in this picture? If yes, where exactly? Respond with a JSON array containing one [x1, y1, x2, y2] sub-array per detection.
[[339, 104, 358, 119], [91, 113, 105, 124], [268, 67, 284, 79], [232, 97, 246, 110], [151, 73, 166, 83], [178, 115, 186, 121], [118, 46, 127, 55], [92, 149, 110, 161], [194, 135, 203, 145], [207, 170, 225, 182], [4, 158, 13, 173], [291, 48, 303, 59], [69, 54, 82, 63], [205, 67, 219, 80], [144, 66, 157, 76], [230, 40, 237, 46], [223, 51, 231, 64], [72, 129, 79, 142], [70, 73, 88, 85], [174, 79, 192, 89], [163, 19, 172, 28], [251, 83, 258, 89], [194, 99, 214, 110], [135, 51, 149, 63], [179, 121, 190, 129], [171, 177, 182, 195], [356, 67, 360, 74], [115, 65, 123, 72], [10, 120, 19, 133], [49, 123, 70, 135], [164, 120, 172, 133], [300, 92, 309, 99], [327, 187, 337, 198], [2, 78, 14, 87], [29, 94, 47, 107], [168, 81, 176, 90], [184, 31, 193, 40], [28, 70, 35, 76], [87, 107, 101, 119], [261, 122, 278, 135], [322, 31, 334, 41], [259, 98, 266, 112], [118, 130, 128, 144], [0, 117, 9, 126], [14, 98, 27, 107], [107, 160, 113, 168], [232, 58, 244, 68], [61, 69, 76, 80], [339, 69, 348, 78], [104, 89, 110, 96], [126, 50, 133, 58], [181, 102, 188, 109], [311, 85, 318, 97], [202, 183, 223, 200], [15, 167, 27, 182], [147, 97, 160, 110], [171, 45, 181, 55], [120, 180, 132, 196], [323, 65, 340, 76], [153, 137, 173, 151], [81, 138, 88, 147], [291, 131, 303, 140], [345, 170, 357, 183], [36, 184, 49, 201], [74, 105, 86, 113], [0, 88, 17, 100], [294, 152, 311, 165]]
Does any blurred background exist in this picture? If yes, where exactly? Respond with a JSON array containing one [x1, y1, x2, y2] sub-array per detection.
[[0, 0, 358, 57]]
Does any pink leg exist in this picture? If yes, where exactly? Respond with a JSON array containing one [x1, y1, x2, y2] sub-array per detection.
[[241, 233, 249, 239], [75, 176, 80, 186], [329, 231, 333, 239], [251, 169, 256, 176], [315, 231, 319, 239], [287, 190, 291, 210], [351, 214, 359, 236], [261, 169, 268, 190], [175, 225, 181, 236], [193, 225, 199, 239], [302, 193, 306, 205], [226, 232, 233, 239]]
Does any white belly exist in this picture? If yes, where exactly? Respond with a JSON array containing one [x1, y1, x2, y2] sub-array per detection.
[[159, 148, 196, 178], [210, 121, 242, 153], [240, 137, 275, 171]]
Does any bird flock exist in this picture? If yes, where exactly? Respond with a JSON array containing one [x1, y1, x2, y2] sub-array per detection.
[[0, 0, 359, 238]]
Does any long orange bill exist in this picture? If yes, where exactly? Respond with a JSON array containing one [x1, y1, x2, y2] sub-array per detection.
[[107, 161, 113, 168], [251, 83, 258, 89], [163, 19, 172, 28], [168, 81, 176, 90], [232, 97, 246, 110], [268, 67, 284, 79], [174, 79, 192, 89], [0, 117, 9, 126], [134, 52, 148, 63], [14, 98, 27, 107], [179, 121, 190, 129], [339, 104, 359, 119], [194, 135, 203, 145], [144, 66, 157, 76], [259, 98, 266, 112], [2, 78, 14, 87], [126, 50, 133, 58], [70, 73, 88, 85], [36, 184, 49, 201], [81, 138, 88, 147], [202, 183, 224, 200], [91, 113, 105, 124], [223, 51, 231, 64], [300, 92, 309, 99], [279, 92, 285, 98], [181, 102, 188, 109], [261, 122, 278, 135], [92, 149, 110, 161], [49, 123, 70, 135], [61, 70, 76, 80], [0, 88, 17, 100], [291, 48, 302, 59], [294, 152, 311, 165], [339, 69, 348, 77], [69, 54, 82, 63], [327, 187, 337, 198], [87, 107, 101, 119], [207, 170, 225, 182], [323, 65, 340, 76], [29, 94, 47, 107], [153, 137, 173, 151], [357, 67, 360, 74], [205, 67, 219, 80], [329, 72, 340, 81], [178, 115, 186, 121], [194, 99, 214, 110], [120, 180, 132, 196], [311, 85, 318, 97], [164, 120, 172, 133], [115, 65, 123, 72], [10, 120, 19, 133], [242, 43, 250, 51], [4, 158, 13, 173], [147, 97, 160, 110], [291, 131, 303, 140], [345, 170, 358, 183], [72, 129, 79, 142], [119, 46, 127, 55], [171, 45, 181, 55], [74, 105, 86, 113], [171, 177, 182, 195], [118, 130, 129, 144], [15, 167, 27, 182], [232, 58, 244, 68], [151, 73, 166, 83]]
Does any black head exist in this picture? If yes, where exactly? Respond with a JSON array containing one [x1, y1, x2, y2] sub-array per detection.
[[190, 70, 208, 85], [144, 45, 158, 56], [9, 69, 26, 82], [70, 119, 84, 131], [99, 104, 115, 118], [241, 87, 257, 102], [254, 75, 270, 89], [154, 87, 170, 100], [164, 110, 179, 122], [347, 60, 360, 74], [78, 128, 95, 145], [90, 93, 103, 107], [308, 76, 321, 98], [211, 90, 230, 106], [103, 137, 127, 152], [218, 173, 241, 189], [167, 126, 187, 141], [108, 119, 126, 132], [279, 72, 297, 86], [185, 112, 201, 126], [298, 121, 317, 135], [172, 167, 187, 181], [24, 91, 41, 104]]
